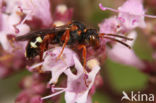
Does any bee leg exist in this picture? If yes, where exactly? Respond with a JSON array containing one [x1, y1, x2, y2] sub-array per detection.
[[39, 34, 55, 61], [35, 44, 47, 73], [39, 42, 48, 61], [40, 49, 44, 61], [39, 41, 48, 61], [35, 47, 46, 73], [78, 45, 89, 87], [37, 45, 46, 73], [57, 29, 70, 59], [37, 35, 51, 73], [78, 45, 87, 73]]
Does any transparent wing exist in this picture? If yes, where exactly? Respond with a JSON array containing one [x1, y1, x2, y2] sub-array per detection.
[[15, 25, 70, 41]]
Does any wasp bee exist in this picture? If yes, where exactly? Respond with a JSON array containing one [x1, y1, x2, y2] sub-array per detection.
[[16, 21, 132, 69]]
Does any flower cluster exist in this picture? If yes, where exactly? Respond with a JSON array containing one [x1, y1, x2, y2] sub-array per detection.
[[99, 0, 156, 71], [2, 0, 99, 102], [27, 47, 101, 103], [0, 0, 72, 78], [16, 74, 47, 103], [29, 47, 101, 103]]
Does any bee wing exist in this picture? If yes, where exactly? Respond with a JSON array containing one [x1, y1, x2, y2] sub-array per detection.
[[15, 25, 70, 41]]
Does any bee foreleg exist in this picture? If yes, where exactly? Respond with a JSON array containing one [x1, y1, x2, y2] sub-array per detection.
[[57, 29, 70, 59]]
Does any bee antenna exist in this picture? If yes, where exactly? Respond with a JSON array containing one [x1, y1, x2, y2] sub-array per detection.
[[99, 33, 133, 40], [102, 36, 132, 49]]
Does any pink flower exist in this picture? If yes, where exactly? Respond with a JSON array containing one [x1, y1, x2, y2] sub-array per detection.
[[16, 90, 43, 103], [0, 2, 30, 52], [99, 0, 156, 30], [0, 64, 11, 78], [117, 0, 146, 30], [16, 74, 46, 103], [64, 58, 100, 103], [0, 0, 54, 78], [31, 47, 100, 103], [98, 16, 119, 34], [4, 0, 53, 29], [106, 31, 145, 69], [0, 4, 29, 76], [0, 7, 2, 30], [0, 51, 26, 78], [29, 47, 77, 84], [53, 4, 73, 26], [29, 95, 43, 103], [41, 58, 100, 103], [3, 0, 20, 13], [20, 0, 52, 27]]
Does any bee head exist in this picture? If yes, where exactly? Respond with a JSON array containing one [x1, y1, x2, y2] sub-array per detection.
[[85, 29, 100, 48]]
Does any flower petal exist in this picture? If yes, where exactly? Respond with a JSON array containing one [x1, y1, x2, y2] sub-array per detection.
[[118, 0, 146, 29], [21, 0, 52, 26], [107, 31, 145, 69]]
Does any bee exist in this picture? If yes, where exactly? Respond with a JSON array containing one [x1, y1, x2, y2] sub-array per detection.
[[16, 21, 132, 69]]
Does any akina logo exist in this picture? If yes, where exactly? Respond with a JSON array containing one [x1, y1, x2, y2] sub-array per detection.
[[121, 91, 154, 102]]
